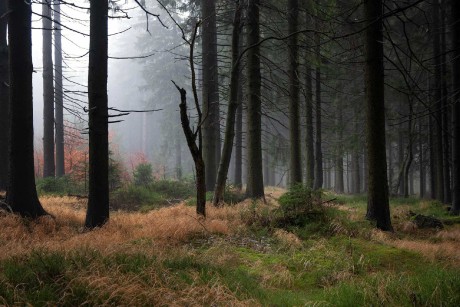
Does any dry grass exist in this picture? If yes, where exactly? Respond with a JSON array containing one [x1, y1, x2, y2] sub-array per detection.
[[0, 196, 250, 260]]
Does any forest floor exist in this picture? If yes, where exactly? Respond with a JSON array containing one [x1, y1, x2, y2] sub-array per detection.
[[0, 187, 460, 306]]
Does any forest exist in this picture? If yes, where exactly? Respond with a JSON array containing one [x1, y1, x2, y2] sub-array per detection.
[[0, 0, 460, 305]]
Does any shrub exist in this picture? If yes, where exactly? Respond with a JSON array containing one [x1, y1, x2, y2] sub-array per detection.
[[110, 185, 164, 211], [36, 176, 83, 196], [277, 184, 324, 227], [133, 163, 153, 187]]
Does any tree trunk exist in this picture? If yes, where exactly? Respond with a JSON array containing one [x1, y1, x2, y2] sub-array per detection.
[[364, 0, 392, 231], [234, 77, 243, 189], [441, 3, 451, 204], [305, 64, 315, 189], [419, 118, 425, 198], [85, 0, 109, 228], [245, 0, 264, 198], [213, 2, 241, 206], [54, 1, 65, 177], [313, 20, 323, 190], [0, 0, 9, 191], [404, 97, 413, 198], [352, 111, 360, 194], [202, 0, 220, 192], [288, 0, 302, 185], [6, 0, 47, 217], [42, 0, 55, 178], [429, 113, 436, 198], [432, 0, 445, 203], [175, 86, 206, 216], [335, 98, 344, 193], [451, 0, 460, 215]]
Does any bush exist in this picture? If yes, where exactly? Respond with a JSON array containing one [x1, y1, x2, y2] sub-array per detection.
[[133, 163, 153, 187], [149, 180, 195, 200], [36, 176, 82, 196], [110, 185, 164, 211], [277, 184, 324, 227]]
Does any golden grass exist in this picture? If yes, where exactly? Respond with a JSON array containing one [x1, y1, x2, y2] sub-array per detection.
[[0, 196, 251, 260]]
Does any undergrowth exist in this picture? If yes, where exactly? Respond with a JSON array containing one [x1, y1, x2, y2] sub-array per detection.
[[1, 191, 459, 306]]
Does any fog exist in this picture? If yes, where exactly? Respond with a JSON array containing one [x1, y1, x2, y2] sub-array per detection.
[[31, 0, 193, 177]]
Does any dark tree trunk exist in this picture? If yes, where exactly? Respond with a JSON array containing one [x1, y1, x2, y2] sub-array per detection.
[[441, 3, 451, 204], [335, 98, 344, 193], [245, 0, 264, 198], [288, 0, 302, 185], [352, 111, 360, 194], [451, 0, 460, 215], [42, 0, 55, 178], [398, 122, 405, 195], [419, 118, 425, 198], [313, 22, 323, 190], [429, 113, 436, 198], [305, 62, 314, 188], [54, 1, 65, 177], [432, 0, 445, 202], [202, 0, 220, 191], [85, 0, 109, 228], [364, 0, 392, 231], [403, 97, 413, 198], [234, 77, 243, 189], [6, 0, 47, 217], [175, 86, 206, 216], [0, 0, 9, 191], [213, 2, 242, 206]]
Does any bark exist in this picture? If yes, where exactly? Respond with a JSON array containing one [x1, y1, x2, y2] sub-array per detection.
[[0, 0, 8, 191], [441, 3, 451, 204], [403, 97, 413, 198], [451, 0, 460, 214], [245, 0, 264, 198], [175, 86, 206, 216], [429, 113, 436, 198], [54, 1, 65, 177], [352, 111, 360, 194], [364, 0, 392, 231], [313, 21, 323, 190], [398, 117, 405, 195], [234, 79, 243, 189], [335, 98, 344, 193], [42, 0, 55, 178], [432, 0, 444, 202], [202, 0, 220, 191], [213, 2, 241, 206], [419, 119, 425, 198], [288, 0, 302, 185], [6, 0, 47, 217], [85, 0, 109, 228], [305, 63, 314, 188]]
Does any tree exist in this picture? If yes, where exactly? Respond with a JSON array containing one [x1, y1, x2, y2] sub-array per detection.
[[288, 0, 302, 185], [313, 17, 323, 190], [245, 0, 264, 198], [54, 0, 65, 177], [304, 9, 314, 189], [6, 0, 47, 217], [432, 0, 444, 202], [213, 1, 242, 206], [42, 0, 55, 178], [0, 0, 8, 191], [85, 0, 109, 228], [451, 0, 460, 215], [202, 0, 221, 191], [364, 0, 392, 231]]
